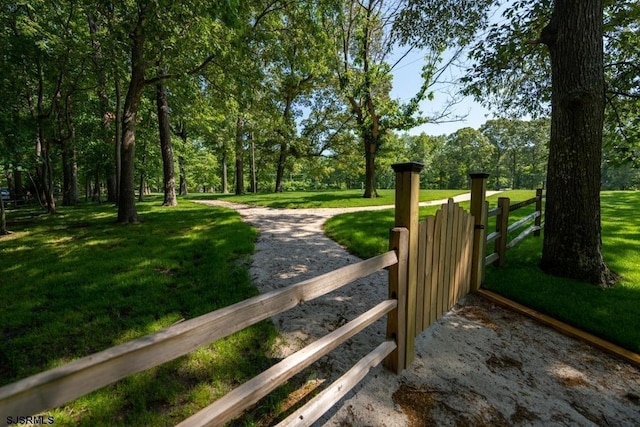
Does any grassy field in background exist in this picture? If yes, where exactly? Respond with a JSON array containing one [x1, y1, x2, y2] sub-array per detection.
[[0, 199, 287, 426], [184, 188, 466, 208], [325, 190, 640, 353]]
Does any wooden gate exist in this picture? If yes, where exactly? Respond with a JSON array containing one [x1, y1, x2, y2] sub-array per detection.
[[414, 199, 474, 335]]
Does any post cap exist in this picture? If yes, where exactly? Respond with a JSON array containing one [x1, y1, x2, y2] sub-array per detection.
[[392, 162, 425, 173], [469, 172, 490, 179]]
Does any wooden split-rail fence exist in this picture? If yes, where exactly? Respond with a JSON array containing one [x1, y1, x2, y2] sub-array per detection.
[[0, 164, 542, 426]]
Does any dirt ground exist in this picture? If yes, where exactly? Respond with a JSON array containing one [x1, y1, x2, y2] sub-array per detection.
[[196, 198, 640, 426]]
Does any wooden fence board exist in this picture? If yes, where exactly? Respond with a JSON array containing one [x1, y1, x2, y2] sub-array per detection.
[[463, 215, 474, 295], [508, 196, 538, 212], [430, 209, 443, 326], [414, 201, 474, 333], [385, 228, 408, 374], [416, 220, 427, 334], [442, 200, 454, 316], [453, 207, 467, 304], [276, 340, 396, 427], [178, 300, 397, 427], [422, 215, 435, 332], [507, 211, 541, 234], [0, 251, 398, 417], [447, 204, 462, 311], [436, 206, 447, 320], [485, 252, 499, 265]]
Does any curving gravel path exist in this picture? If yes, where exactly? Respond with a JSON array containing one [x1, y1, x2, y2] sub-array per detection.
[[195, 196, 640, 427]]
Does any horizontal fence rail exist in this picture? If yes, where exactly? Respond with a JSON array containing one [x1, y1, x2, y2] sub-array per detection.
[[276, 340, 397, 427], [485, 189, 544, 267], [178, 300, 397, 426], [0, 250, 399, 419]]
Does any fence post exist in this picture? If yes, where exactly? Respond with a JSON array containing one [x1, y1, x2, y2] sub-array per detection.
[[494, 197, 510, 267], [385, 227, 408, 374], [534, 188, 543, 237], [391, 162, 423, 368], [469, 173, 489, 292]]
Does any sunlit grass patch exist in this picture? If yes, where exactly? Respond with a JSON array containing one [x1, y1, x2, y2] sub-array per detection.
[[324, 190, 640, 353], [184, 188, 466, 208], [0, 199, 282, 425]]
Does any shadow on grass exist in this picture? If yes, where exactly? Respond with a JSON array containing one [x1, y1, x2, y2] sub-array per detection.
[[0, 200, 285, 425], [483, 191, 640, 353]]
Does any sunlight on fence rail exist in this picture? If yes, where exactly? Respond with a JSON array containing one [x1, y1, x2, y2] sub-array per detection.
[[486, 188, 544, 267], [0, 248, 404, 425]]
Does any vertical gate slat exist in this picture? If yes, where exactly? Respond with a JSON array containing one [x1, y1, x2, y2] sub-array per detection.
[[415, 200, 475, 334], [463, 214, 474, 295], [416, 220, 427, 335], [442, 200, 454, 316], [455, 206, 466, 302], [450, 204, 461, 310], [422, 215, 435, 331], [435, 207, 446, 321], [458, 208, 469, 299], [451, 206, 459, 307]]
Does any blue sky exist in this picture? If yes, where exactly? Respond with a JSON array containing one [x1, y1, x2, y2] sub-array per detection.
[[389, 49, 496, 137]]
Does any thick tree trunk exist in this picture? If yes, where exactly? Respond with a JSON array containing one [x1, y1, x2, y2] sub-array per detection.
[[363, 136, 378, 198], [539, 0, 614, 285], [13, 169, 23, 200], [62, 146, 78, 206], [235, 116, 245, 195], [156, 79, 177, 206], [221, 151, 228, 194], [41, 138, 56, 213], [0, 196, 8, 235], [117, 6, 147, 223], [250, 136, 257, 193], [178, 156, 188, 195], [114, 68, 122, 206], [275, 143, 287, 193], [92, 171, 101, 204]]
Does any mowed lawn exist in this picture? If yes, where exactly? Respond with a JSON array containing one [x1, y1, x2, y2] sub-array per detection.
[[184, 188, 466, 208], [0, 198, 284, 426], [324, 190, 640, 354]]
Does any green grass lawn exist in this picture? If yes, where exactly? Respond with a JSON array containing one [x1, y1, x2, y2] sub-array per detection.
[[0, 199, 283, 426], [325, 190, 640, 353], [183, 189, 466, 209]]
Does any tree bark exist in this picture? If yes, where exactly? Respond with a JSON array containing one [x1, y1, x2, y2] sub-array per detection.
[[178, 156, 188, 195], [0, 196, 8, 235], [235, 115, 245, 195], [62, 145, 79, 206], [275, 143, 287, 193], [363, 135, 378, 198], [539, 0, 614, 285], [221, 151, 228, 194], [156, 79, 178, 206], [117, 5, 147, 223]]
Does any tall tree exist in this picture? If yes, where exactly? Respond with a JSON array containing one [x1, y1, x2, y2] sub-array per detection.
[[155, 77, 177, 206], [259, 2, 331, 192], [465, 0, 625, 285], [538, 1, 614, 285], [330, 0, 495, 198], [101, 1, 239, 223]]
